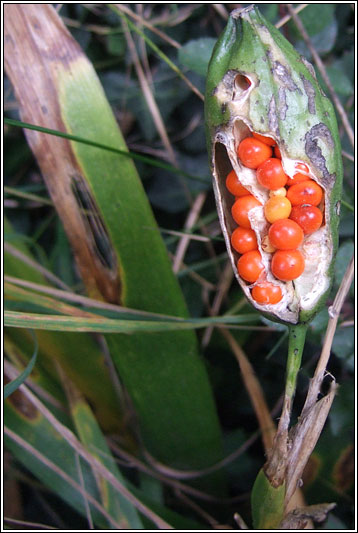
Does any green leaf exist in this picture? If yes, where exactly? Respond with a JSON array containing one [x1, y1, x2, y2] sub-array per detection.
[[70, 395, 143, 528], [178, 38, 217, 77], [106, 31, 125, 57], [4, 331, 38, 399], [6, 4, 227, 501], [317, 64, 353, 97], [4, 309, 258, 333], [5, 402, 118, 528], [4, 218, 124, 432], [290, 5, 338, 56], [334, 240, 354, 293], [290, 4, 336, 39], [332, 327, 354, 371], [309, 308, 329, 336], [328, 383, 354, 436]]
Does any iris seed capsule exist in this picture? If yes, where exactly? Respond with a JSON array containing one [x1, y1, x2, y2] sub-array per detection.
[[205, 5, 343, 325]]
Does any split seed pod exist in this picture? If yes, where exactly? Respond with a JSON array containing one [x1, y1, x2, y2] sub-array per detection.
[[205, 5, 343, 325]]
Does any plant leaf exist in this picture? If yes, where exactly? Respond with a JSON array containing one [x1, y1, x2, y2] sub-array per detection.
[[4, 331, 38, 399], [178, 37, 217, 77]]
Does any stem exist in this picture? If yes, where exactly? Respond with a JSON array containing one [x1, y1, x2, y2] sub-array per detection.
[[264, 323, 308, 487], [285, 323, 308, 400], [276, 323, 308, 436]]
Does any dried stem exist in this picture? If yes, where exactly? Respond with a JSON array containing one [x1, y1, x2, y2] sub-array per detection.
[[201, 260, 234, 347], [114, 3, 181, 48], [212, 4, 229, 20], [275, 4, 308, 29], [114, 5, 204, 101], [3, 518, 57, 530], [173, 192, 207, 273], [220, 328, 277, 453], [121, 17, 177, 166], [4, 243, 71, 291], [301, 255, 354, 418]]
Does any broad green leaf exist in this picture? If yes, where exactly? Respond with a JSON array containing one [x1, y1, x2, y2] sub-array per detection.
[[178, 38, 217, 77], [316, 58, 354, 103], [291, 5, 338, 56], [289, 4, 336, 39]]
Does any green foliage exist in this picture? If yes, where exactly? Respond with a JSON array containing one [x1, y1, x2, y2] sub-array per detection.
[[178, 37, 217, 77], [4, 332, 38, 399], [334, 240, 354, 294], [289, 4, 338, 55]]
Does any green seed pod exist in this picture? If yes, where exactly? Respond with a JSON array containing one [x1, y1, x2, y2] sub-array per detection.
[[205, 5, 343, 325]]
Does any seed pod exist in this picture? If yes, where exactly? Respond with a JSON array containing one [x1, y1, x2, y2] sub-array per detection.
[[205, 5, 343, 325]]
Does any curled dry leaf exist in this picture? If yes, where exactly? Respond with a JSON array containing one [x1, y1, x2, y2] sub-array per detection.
[[279, 502, 336, 529], [285, 379, 337, 505]]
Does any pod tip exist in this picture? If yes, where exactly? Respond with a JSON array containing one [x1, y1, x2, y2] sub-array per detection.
[[231, 4, 256, 20]]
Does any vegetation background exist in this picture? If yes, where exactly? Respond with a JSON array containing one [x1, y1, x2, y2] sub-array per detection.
[[4, 3, 354, 530]]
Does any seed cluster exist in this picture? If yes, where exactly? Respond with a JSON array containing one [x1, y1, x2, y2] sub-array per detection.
[[226, 134, 324, 305]]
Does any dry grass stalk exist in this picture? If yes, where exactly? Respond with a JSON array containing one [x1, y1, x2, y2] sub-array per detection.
[[202, 260, 234, 347], [220, 328, 277, 453], [120, 16, 177, 167], [173, 192, 207, 273], [284, 255, 354, 505], [4, 243, 71, 291], [115, 4, 181, 49]]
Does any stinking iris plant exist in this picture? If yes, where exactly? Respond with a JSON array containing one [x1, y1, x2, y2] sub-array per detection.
[[205, 5, 343, 528]]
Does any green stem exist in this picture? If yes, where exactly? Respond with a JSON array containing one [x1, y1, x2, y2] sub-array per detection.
[[285, 324, 308, 400], [277, 323, 308, 436], [263, 323, 308, 498]]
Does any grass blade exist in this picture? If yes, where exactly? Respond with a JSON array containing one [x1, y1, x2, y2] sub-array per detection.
[[4, 332, 38, 399]]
